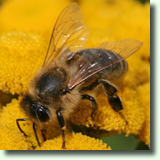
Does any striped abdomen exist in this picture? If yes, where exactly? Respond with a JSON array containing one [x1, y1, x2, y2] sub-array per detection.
[[67, 48, 128, 82]]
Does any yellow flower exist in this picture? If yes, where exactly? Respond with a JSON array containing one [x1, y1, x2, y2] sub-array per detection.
[[0, 98, 111, 150], [136, 82, 150, 147], [0, 31, 47, 94], [81, 0, 150, 59], [36, 132, 111, 150], [0, 0, 69, 38], [0, 125, 33, 150], [70, 87, 145, 135], [0, 0, 150, 149]]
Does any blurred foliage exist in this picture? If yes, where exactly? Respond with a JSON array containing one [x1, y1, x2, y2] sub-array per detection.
[[101, 133, 138, 150], [138, 0, 150, 4], [101, 133, 149, 150], [136, 141, 150, 150]]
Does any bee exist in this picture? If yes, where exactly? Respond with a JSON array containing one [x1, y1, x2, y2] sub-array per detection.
[[16, 3, 143, 149]]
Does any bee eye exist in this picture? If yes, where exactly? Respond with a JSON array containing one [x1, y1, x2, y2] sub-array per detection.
[[37, 106, 50, 123]]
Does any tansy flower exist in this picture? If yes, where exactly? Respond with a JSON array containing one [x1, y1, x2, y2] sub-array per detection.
[[35, 132, 111, 150], [0, 31, 47, 94], [136, 82, 150, 147], [0, 98, 111, 150], [0, 125, 33, 150], [0, 0, 150, 150]]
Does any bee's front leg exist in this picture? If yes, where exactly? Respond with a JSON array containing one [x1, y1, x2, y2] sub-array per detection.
[[41, 128, 47, 141], [16, 118, 29, 136], [33, 123, 41, 147], [56, 110, 66, 149]]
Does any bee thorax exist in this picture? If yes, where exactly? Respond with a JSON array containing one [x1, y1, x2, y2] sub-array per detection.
[[35, 67, 67, 99]]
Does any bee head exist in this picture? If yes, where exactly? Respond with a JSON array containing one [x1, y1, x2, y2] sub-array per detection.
[[20, 96, 51, 126]]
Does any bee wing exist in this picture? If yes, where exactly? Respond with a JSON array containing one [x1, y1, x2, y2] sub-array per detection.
[[98, 38, 143, 59], [43, 3, 89, 65], [68, 38, 143, 89]]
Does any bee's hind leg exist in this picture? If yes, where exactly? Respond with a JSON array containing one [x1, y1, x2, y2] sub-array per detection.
[[99, 79, 128, 124], [81, 94, 98, 127]]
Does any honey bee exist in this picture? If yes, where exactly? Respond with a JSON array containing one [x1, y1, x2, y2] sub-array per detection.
[[16, 3, 143, 149]]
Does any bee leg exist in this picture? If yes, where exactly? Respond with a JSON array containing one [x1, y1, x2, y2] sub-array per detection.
[[81, 95, 98, 127], [41, 128, 47, 141], [33, 123, 41, 147], [16, 118, 29, 137], [56, 110, 66, 149], [99, 80, 128, 124]]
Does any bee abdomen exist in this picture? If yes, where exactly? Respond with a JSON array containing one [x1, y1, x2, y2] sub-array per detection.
[[98, 49, 128, 80], [79, 49, 128, 81]]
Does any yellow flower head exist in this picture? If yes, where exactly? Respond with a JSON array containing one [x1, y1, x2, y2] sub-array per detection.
[[0, 125, 33, 150], [0, 0, 150, 150], [35, 132, 111, 150], [0, 31, 47, 94], [0, 98, 111, 150]]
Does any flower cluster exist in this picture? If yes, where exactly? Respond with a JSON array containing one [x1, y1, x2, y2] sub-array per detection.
[[0, 0, 150, 150]]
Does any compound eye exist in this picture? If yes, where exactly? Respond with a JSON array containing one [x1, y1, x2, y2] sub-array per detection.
[[37, 106, 50, 123]]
